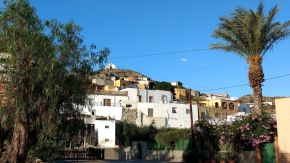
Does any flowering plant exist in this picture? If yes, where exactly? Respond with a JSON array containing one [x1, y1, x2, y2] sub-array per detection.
[[234, 114, 277, 149], [216, 114, 277, 150]]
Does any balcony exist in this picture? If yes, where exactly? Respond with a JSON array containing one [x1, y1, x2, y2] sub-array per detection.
[[89, 90, 128, 96]]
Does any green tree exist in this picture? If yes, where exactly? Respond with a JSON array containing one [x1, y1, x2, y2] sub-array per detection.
[[211, 3, 290, 114], [154, 81, 176, 99], [155, 128, 189, 150], [0, 0, 109, 162]]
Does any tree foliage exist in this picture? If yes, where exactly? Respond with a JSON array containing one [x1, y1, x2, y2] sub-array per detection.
[[0, 0, 109, 162], [155, 128, 189, 150], [116, 121, 157, 147]]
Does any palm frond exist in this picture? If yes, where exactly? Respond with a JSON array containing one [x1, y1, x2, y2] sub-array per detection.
[[211, 3, 290, 58]]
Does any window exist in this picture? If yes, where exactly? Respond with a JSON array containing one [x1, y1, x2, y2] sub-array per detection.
[[148, 108, 153, 117], [86, 124, 94, 134], [92, 111, 94, 115], [186, 109, 190, 114], [172, 107, 177, 113], [105, 125, 109, 128], [149, 96, 153, 103], [103, 99, 111, 106], [105, 139, 109, 142], [215, 102, 219, 108], [88, 98, 94, 105], [229, 103, 235, 109], [200, 103, 206, 106], [161, 95, 167, 103], [201, 112, 206, 120], [138, 95, 142, 102], [222, 102, 227, 109], [126, 104, 132, 108]]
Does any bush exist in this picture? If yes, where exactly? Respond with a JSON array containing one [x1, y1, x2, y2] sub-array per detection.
[[27, 138, 65, 162], [216, 114, 277, 151], [116, 121, 157, 146], [155, 128, 189, 150]]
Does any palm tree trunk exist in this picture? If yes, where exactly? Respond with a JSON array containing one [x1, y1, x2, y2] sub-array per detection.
[[0, 112, 29, 163], [248, 55, 264, 115]]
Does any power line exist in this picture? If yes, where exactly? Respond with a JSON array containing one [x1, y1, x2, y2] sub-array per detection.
[[198, 73, 290, 92], [108, 48, 209, 60]]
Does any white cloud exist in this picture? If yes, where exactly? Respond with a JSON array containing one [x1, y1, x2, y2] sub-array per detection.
[[230, 97, 238, 100], [180, 58, 188, 62]]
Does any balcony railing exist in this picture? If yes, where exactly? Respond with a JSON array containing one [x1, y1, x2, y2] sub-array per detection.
[[89, 90, 128, 96]]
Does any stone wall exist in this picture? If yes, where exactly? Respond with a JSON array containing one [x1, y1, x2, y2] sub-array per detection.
[[121, 109, 137, 123], [142, 150, 184, 162], [104, 148, 119, 160], [239, 151, 256, 163]]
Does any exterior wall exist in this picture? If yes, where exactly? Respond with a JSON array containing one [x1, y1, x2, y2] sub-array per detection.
[[104, 148, 119, 160], [227, 112, 249, 122], [104, 85, 118, 91], [92, 78, 113, 86], [87, 94, 129, 107], [83, 105, 123, 120], [96, 120, 116, 148], [81, 94, 125, 148], [121, 88, 173, 104], [174, 88, 187, 100], [136, 103, 198, 128], [143, 150, 184, 162], [137, 83, 146, 90], [199, 99, 238, 111], [238, 103, 251, 113], [199, 106, 238, 123], [84, 117, 116, 148], [275, 97, 290, 162], [114, 79, 130, 87]]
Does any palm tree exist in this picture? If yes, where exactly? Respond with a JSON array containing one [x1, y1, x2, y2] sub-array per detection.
[[211, 3, 290, 114]]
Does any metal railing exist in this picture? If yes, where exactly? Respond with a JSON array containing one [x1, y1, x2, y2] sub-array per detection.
[[91, 90, 128, 96], [61, 148, 104, 160]]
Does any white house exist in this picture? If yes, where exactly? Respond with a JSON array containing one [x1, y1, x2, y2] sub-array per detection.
[[238, 103, 251, 113], [135, 103, 198, 128], [227, 112, 249, 123], [121, 88, 172, 103], [81, 93, 127, 148]]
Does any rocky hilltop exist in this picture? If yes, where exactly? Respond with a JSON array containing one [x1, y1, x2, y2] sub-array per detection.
[[96, 68, 149, 80]]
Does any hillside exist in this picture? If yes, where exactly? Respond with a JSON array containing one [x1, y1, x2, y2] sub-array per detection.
[[96, 68, 149, 80], [238, 94, 284, 104]]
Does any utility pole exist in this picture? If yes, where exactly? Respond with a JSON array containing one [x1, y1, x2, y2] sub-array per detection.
[[188, 89, 194, 135]]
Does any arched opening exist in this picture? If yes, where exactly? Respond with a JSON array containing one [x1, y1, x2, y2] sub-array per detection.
[[222, 102, 227, 109], [229, 102, 235, 109], [215, 102, 219, 108]]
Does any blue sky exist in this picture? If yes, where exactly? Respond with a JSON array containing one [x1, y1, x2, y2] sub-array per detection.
[[28, 0, 290, 97]]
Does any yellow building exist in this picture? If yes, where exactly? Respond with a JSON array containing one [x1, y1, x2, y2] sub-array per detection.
[[104, 85, 118, 91], [113, 79, 130, 88], [174, 88, 188, 101], [199, 99, 238, 110], [137, 83, 146, 90]]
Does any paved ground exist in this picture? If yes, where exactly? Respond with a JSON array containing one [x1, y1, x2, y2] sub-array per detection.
[[55, 160, 181, 163]]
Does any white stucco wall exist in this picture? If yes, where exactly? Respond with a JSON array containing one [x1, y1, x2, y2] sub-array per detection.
[[87, 94, 129, 107], [136, 103, 198, 128], [95, 120, 116, 148], [121, 88, 173, 104], [84, 117, 116, 148], [238, 103, 251, 113]]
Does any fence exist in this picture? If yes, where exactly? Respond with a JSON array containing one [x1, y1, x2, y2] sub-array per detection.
[[61, 148, 104, 160]]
